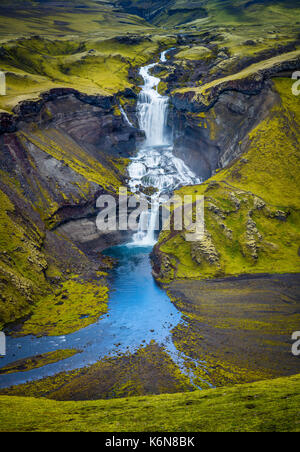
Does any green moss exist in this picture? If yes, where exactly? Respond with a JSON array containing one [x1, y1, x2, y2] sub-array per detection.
[[175, 46, 213, 61], [0, 373, 300, 432], [0, 350, 80, 375], [0, 34, 169, 112], [0, 188, 50, 329], [17, 276, 109, 337]]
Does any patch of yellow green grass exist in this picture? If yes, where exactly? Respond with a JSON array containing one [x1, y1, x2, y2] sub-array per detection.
[[0, 350, 80, 375], [0, 373, 299, 432], [175, 46, 213, 61], [17, 276, 109, 337], [0, 188, 49, 330]]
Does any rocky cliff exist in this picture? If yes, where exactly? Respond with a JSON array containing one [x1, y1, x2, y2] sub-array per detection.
[[152, 76, 300, 283], [0, 88, 141, 332], [159, 47, 300, 179]]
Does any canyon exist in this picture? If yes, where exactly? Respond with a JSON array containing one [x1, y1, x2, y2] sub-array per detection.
[[0, 0, 299, 432]]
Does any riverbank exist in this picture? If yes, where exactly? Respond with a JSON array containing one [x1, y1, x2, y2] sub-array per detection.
[[2, 271, 299, 399], [169, 273, 300, 387]]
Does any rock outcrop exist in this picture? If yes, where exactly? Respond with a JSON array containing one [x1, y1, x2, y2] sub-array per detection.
[[163, 50, 300, 180]]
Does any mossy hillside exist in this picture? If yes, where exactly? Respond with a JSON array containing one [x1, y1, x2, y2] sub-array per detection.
[[175, 46, 213, 62], [3, 109, 134, 230], [0, 35, 176, 112], [0, 187, 111, 335], [0, 373, 300, 432], [118, 0, 300, 29], [0, 349, 80, 375], [17, 275, 109, 337], [0, 188, 49, 329], [155, 77, 300, 282], [18, 126, 123, 209], [0, 1, 153, 37], [216, 78, 300, 208], [165, 0, 300, 31], [0, 165, 113, 333]]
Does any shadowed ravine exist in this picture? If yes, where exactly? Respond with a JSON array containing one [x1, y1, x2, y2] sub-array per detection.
[[0, 51, 204, 390]]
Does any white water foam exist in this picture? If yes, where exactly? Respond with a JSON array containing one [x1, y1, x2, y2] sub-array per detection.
[[128, 50, 201, 247]]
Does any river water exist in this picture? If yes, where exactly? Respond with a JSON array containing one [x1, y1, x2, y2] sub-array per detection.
[[0, 50, 202, 389]]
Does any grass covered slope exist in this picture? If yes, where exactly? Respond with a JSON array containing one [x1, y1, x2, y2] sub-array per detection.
[[117, 0, 300, 28], [154, 77, 300, 282], [0, 373, 299, 432], [0, 34, 176, 112], [0, 1, 152, 37]]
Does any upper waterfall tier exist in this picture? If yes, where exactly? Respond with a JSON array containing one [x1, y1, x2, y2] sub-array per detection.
[[137, 63, 170, 147]]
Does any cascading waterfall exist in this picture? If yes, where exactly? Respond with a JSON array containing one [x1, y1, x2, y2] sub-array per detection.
[[128, 50, 200, 246], [137, 64, 170, 147], [119, 105, 134, 127]]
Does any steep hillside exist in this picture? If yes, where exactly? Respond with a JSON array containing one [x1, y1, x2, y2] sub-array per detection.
[[0, 86, 144, 332], [153, 78, 300, 282], [0, 0, 151, 36], [117, 0, 300, 27]]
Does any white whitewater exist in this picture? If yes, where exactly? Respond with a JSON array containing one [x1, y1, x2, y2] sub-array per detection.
[[128, 50, 200, 247], [119, 105, 134, 127]]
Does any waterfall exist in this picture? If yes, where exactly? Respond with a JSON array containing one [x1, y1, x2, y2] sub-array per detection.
[[137, 64, 170, 147], [128, 51, 201, 247], [120, 105, 134, 127]]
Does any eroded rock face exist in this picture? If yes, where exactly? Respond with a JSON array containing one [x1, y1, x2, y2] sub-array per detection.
[[191, 232, 219, 266], [169, 83, 278, 180], [0, 89, 141, 327], [0, 89, 143, 228], [9, 88, 142, 158], [160, 47, 300, 180]]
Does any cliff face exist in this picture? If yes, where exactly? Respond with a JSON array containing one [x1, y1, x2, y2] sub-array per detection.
[[170, 83, 277, 180], [152, 77, 300, 284], [165, 50, 300, 180], [0, 88, 141, 330]]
